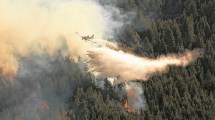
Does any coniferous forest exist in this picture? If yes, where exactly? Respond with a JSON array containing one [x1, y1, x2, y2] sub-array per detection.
[[0, 0, 215, 120]]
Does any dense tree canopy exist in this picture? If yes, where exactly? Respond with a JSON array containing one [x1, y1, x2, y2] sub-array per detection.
[[0, 0, 214, 120]]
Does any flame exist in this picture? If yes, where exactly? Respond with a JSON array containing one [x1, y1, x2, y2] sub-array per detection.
[[0, 0, 121, 80], [123, 100, 136, 113], [38, 101, 49, 111]]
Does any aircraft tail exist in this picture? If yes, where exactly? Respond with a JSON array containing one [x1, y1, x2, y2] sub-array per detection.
[[76, 32, 82, 37]]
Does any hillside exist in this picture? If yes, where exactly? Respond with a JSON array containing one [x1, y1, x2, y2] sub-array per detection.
[[0, 0, 214, 120]]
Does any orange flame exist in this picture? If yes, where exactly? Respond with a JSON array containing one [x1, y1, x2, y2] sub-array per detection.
[[38, 101, 49, 111], [123, 100, 136, 113]]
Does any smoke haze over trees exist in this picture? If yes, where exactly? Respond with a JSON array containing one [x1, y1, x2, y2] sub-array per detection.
[[0, 0, 215, 120]]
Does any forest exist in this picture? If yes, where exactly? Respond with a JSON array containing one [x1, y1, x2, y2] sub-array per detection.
[[0, 0, 214, 120]]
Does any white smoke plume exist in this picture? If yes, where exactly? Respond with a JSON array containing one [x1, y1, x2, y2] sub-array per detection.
[[0, 0, 133, 119], [124, 82, 146, 113], [0, 0, 122, 80], [0, 0, 204, 116], [87, 47, 203, 85], [88, 47, 202, 112]]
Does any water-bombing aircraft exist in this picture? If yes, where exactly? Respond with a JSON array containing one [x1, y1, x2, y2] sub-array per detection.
[[76, 32, 96, 43]]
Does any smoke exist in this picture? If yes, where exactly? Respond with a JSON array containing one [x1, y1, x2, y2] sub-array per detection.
[[0, 43, 18, 80], [0, 0, 122, 80], [88, 47, 203, 85], [88, 47, 202, 112], [0, 0, 130, 119], [0, 0, 204, 116], [0, 53, 94, 120], [124, 82, 146, 113]]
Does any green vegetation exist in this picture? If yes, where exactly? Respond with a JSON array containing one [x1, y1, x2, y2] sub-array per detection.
[[0, 0, 214, 119], [117, 0, 215, 119]]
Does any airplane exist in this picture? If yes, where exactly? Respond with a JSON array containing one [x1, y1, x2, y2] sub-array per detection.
[[76, 32, 96, 43], [81, 34, 94, 41]]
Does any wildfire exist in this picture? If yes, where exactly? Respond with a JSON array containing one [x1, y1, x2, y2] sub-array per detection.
[[123, 100, 136, 113], [38, 100, 49, 111]]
